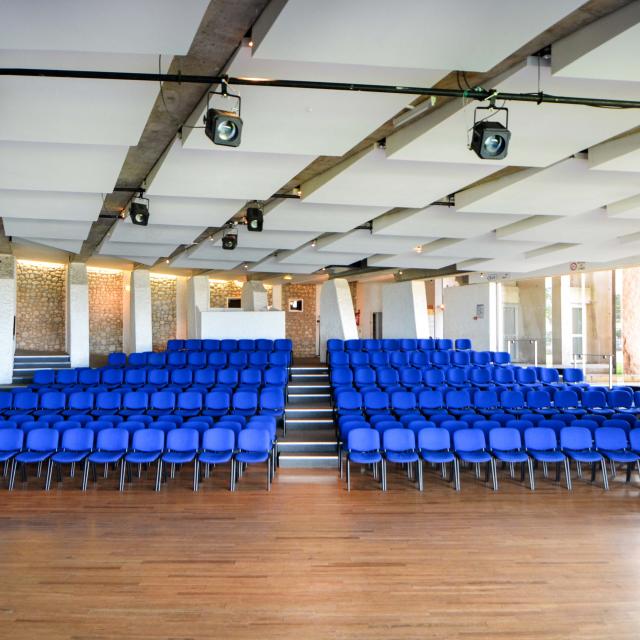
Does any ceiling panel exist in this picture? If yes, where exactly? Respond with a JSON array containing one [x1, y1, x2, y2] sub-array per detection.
[[3, 218, 93, 240], [367, 253, 457, 270], [589, 132, 640, 173], [250, 257, 320, 274], [145, 196, 243, 227], [209, 225, 315, 251], [182, 46, 432, 156], [302, 145, 501, 208], [0, 0, 210, 55], [147, 139, 314, 200], [456, 157, 640, 216], [317, 228, 434, 254], [425, 233, 546, 259], [188, 243, 272, 263], [0, 190, 102, 221], [607, 194, 640, 220], [263, 199, 386, 233], [170, 255, 243, 270], [277, 245, 369, 265], [552, 2, 640, 82], [252, 0, 583, 72], [109, 220, 204, 245], [98, 241, 177, 259], [372, 204, 525, 238], [0, 141, 128, 193], [15, 237, 84, 254], [386, 57, 640, 167]]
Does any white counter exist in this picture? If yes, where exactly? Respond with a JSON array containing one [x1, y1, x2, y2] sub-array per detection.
[[198, 309, 286, 339]]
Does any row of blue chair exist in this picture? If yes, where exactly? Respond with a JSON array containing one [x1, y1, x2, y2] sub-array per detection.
[[327, 338, 470, 353], [329, 349, 511, 369], [1, 419, 277, 492], [167, 338, 292, 353], [342, 422, 640, 492], [31, 366, 288, 394]]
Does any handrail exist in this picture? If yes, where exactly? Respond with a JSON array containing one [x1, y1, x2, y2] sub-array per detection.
[[505, 338, 541, 367], [571, 353, 613, 388]]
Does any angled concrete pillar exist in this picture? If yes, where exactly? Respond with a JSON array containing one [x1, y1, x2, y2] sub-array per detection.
[[128, 269, 152, 353], [66, 262, 89, 367], [382, 281, 429, 339], [175, 276, 188, 340], [0, 255, 16, 384], [187, 275, 210, 339], [241, 281, 268, 311], [319, 278, 357, 362]]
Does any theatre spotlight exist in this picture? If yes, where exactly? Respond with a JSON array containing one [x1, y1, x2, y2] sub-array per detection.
[[129, 197, 150, 226], [470, 105, 510, 160], [246, 205, 263, 232], [222, 225, 238, 250], [203, 82, 243, 147]]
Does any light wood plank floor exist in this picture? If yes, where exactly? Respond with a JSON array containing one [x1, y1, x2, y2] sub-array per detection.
[[1, 463, 640, 639]]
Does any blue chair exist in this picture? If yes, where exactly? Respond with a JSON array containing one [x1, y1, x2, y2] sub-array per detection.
[[176, 391, 203, 417], [203, 391, 231, 417], [191, 368, 216, 392], [228, 352, 248, 370], [166, 368, 193, 392], [493, 367, 515, 389], [259, 388, 286, 433], [62, 391, 93, 416], [582, 390, 615, 418], [554, 390, 587, 417], [237, 339, 254, 352], [0, 391, 13, 416], [264, 367, 288, 390], [232, 391, 258, 417], [345, 339, 361, 353], [256, 339, 273, 352], [147, 352, 167, 368], [207, 352, 228, 370], [107, 352, 126, 368], [77, 368, 101, 389], [363, 391, 390, 418], [354, 367, 378, 393], [345, 428, 383, 491], [147, 391, 176, 417], [33, 391, 66, 416], [327, 338, 344, 358], [469, 367, 495, 391], [92, 391, 121, 416], [382, 428, 419, 490], [524, 427, 571, 489], [382, 339, 399, 352], [10, 428, 59, 490], [31, 369, 56, 391], [399, 339, 417, 352], [6, 391, 39, 416], [167, 351, 187, 369], [160, 428, 200, 492], [201, 339, 220, 353], [560, 426, 608, 490], [127, 352, 147, 369], [389, 351, 409, 369], [418, 338, 435, 352], [185, 339, 203, 352], [430, 351, 450, 369], [409, 351, 429, 368], [238, 368, 262, 391], [376, 367, 402, 394], [187, 351, 207, 370], [48, 428, 94, 491], [119, 391, 149, 417], [500, 390, 528, 417], [453, 429, 497, 490], [455, 338, 472, 350], [123, 429, 165, 491], [143, 368, 169, 390], [350, 351, 370, 368], [417, 427, 459, 490], [198, 428, 235, 491], [445, 390, 473, 417], [445, 367, 468, 390], [167, 339, 184, 351], [595, 427, 639, 484], [248, 351, 269, 370], [216, 368, 239, 393], [526, 390, 557, 418], [539, 368, 566, 389], [474, 390, 501, 418], [515, 368, 542, 391], [235, 428, 272, 491], [563, 367, 589, 390], [423, 368, 446, 391], [418, 390, 446, 417], [489, 427, 533, 490], [101, 368, 124, 390], [335, 390, 363, 417], [0, 429, 23, 486], [471, 351, 491, 367], [399, 367, 423, 392], [363, 339, 382, 352], [391, 391, 418, 417], [436, 339, 453, 351], [451, 351, 470, 368], [219, 339, 237, 353], [608, 389, 639, 415], [603, 418, 632, 436], [370, 351, 390, 369]]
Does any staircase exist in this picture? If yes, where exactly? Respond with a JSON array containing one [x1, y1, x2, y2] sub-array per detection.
[[278, 364, 338, 468], [12, 353, 71, 385]]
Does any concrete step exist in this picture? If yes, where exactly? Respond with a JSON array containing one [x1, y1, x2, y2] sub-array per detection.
[[285, 418, 335, 430], [278, 440, 337, 454], [287, 393, 331, 404], [278, 452, 339, 469]]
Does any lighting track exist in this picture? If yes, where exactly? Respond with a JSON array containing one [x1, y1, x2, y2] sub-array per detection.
[[2, 68, 640, 109]]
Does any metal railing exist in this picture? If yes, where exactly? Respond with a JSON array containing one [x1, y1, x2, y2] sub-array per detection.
[[505, 338, 541, 367], [571, 353, 613, 388]]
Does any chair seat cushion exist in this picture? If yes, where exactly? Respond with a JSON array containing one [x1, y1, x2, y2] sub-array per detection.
[[349, 451, 382, 464], [492, 450, 528, 463], [88, 451, 126, 464], [125, 451, 161, 464], [162, 451, 197, 464], [527, 450, 565, 463], [199, 451, 233, 465], [15, 450, 54, 463], [420, 450, 455, 464], [563, 449, 602, 463], [0, 449, 19, 462], [51, 451, 90, 464], [235, 451, 269, 464], [457, 450, 492, 463], [599, 449, 639, 463], [385, 451, 418, 464]]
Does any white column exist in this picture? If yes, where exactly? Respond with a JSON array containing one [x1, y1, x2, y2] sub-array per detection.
[[241, 281, 268, 311], [318, 278, 358, 362], [66, 262, 90, 367], [175, 276, 188, 339], [0, 255, 16, 384], [433, 279, 444, 339], [187, 275, 209, 339], [271, 284, 282, 310], [129, 269, 152, 352], [382, 281, 429, 339]]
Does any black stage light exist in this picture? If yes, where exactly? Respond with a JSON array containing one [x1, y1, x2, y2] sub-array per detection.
[[470, 121, 511, 160], [246, 206, 263, 232], [129, 199, 149, 226], [222, 226, 238, 250], [205, 109, 242, 147]]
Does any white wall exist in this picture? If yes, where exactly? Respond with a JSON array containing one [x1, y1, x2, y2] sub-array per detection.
[[241, 281, 268, 311], [357, 282, 382, 339], [187, 275, 209, 339], [200, 310, 285, 339], [129, 269, 152, 353], [319, 278, 357, 361], [66, 262, 90, 367], [443, 282, 497, 351], [0, 255, 16, 384], [382, 281, 429, 339]]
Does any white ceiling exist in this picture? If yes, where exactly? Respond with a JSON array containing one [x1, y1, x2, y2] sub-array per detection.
[[109, 219, 204, 246], [3, 218, 93, 241], [277, 245, 369, 266], [250, 256, 321, 274], [188, 243, 273, 263], [209, 225, 315, 251], [317, 228, 435, 254], [144, 196, 243, 228], [608, 195, 640, 220], [0, 190, 103, 222], [589, 131, 640, 172], [252, 0, 584, 72], [367, 253, 458, 270], [98, 241, 177, 259]]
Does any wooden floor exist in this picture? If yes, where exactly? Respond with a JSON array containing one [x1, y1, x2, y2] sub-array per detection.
[[2, 464, 640, 639]]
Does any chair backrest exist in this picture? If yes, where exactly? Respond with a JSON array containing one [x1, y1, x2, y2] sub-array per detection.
[[474, 390, 499, 408], [248, 351, 268, 367], [436, 339, 453, 351], [446, 390, 471, 409], [146, 368, 168, 386], [187, 351, 207, 366], [418, 390, 444, 410], [107, 352, 126, 367], [418, 427, 451, 451], [389, 351, 409, 367], [453, 428, 486, 452], [205, 391, 230, 410], [150, 391, 175, 410], [202, 339, 220, 352], [554, 389, 580, 408], [123, 391, 148, 410], [493, 368, 515, 384], [391, 391, 417, 410], [96, 391, 120, 410], [523, 426, 557, 451], [131, 428, 164, 452], [147, 352, 167, 367], [237, 339, 255, 352], [345, 339, 361, 352], [470, 367, 492, 384], [208, 352, 228, 368], [101, 368, 124, 385], [166, 428, 199, 452], [560, 426, 592, 450], [504, 419, 533, 434], [489, 426, 522, 451], [594, 427, 628, 451], [167, 351, 187, 367], [217, 368, 239, 386], [68, 391, 93, 410], [629, 428, 640, 451], [400, 368, 421, 385], [526, 390, 551, 409], [452, 351, 470, 366], [382, 339, 399, 351], [78, 368, 101, 385], [178, 391, 203, 410], [608, 389, 632, 409], [220, 339, 238, 352], [363, 391, 389, 412], [377, 367, 399, 386], [350, 351, 370, 367], [501, 390, 524, 408], [430, 351, 450, 367], [202, 427, 234, 452], [493, 351, 511, 365], [455, 338, 472, 350], [237, 428, 271, 453], [14, 391, 39, 411], [60, 427, 94, 451], [274, 338, 293, 352], [167, 339, 184, 351], [40, 391, 66, 410], [228, 352, 248, 368], [424, 369, 445, 386], [563, 368, 584, 384], [400, 339, 417, 352], [171, 368, 193, 385], [128, 352, 147, 368], [256, 339, 273, 352], [347, 427, 380, 452], [383, 428, 415, 452], [33, 369, 56, 386], [232, 390, 258, 410], [363, 339, 381, 352], [240, 368, 262, 386], [582, 390, 607, 409], [471, 351, 491, 366], [260, 388, 285, 410], [540, 368, 560, 384], [446, 368, 467, 384], [329, 352, 350, 368], [96, 428, 129, 451], [0, 428, 24, 451], [194, 368, 216, 386], [516, 368, 538, 384], [26, 428, 59, 451], [264, 367, 287, 387], [326, 339, 344, 353], [185, 339, 202, 351]]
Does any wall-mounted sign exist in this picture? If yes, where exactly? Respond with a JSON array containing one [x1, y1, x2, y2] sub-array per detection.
[[288, 299, 304, 312], [569, 261, 586, 272], [475, 304, 485, 319]]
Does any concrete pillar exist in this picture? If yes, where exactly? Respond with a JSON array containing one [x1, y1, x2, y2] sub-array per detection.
[[433, 279, 444, 339], [241, 281, 268, 311], [128, 269, 152, 353], [175, 276, 188, 340], [319, 278, 358, 362], [187, 275, 209, 339], [552, 275, 573, 366], [0, 255, 16, 384], [271, 285, 282, 310], [66, 262, 90, 367], [382, 280, 429, 339]]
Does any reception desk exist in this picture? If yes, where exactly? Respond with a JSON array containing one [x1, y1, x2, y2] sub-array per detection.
[[198, 309, 286, 340]]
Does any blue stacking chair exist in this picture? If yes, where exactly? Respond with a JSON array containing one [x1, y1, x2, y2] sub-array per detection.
[[228, 352, 248, 370], [36, 414, 64, 427], [354, 367, 378, 394], [418, 338, 435, 352], [0, 391, 12, 416], [524, 426, 571, 489], [554, 389, 587, 417], [77, 368, 101, 390], [595, 427, 640, 484], [418, 390, 446, 417], [526, 390, 557, 418], [471, 351, 491, 367], [602, 418, 632, 436], [203, 391, 231, 417], [329, 351, 349, 368], [269, 351, 290, 368], [338, 420, 367, 477], [500, 390, 528, 417], [629, 429, 640, 458], [455, 338, 472, 350], [469, 367, 494, 390], [451, 351, 470, 368], [582, 390, 615, 418], [370, 351, 390, 369], [33, 391, 66, 416], [167, 339, 184, 352], [363, 339, 381, 352], [187, 351, 207, 370], [237, 339, 254, 352], [62, 391, 93, 416], [430, 351, 450, 369], [167, 351, 187, 369], [326, 338, 344, 358], [216, 368, 239, 393], [87, 428, 129, 490], [410, 351, 429, 368], [436, 339, 453, 351], [31, 369, 56, 391], [445, 390, 473, 417], [147, 391, 176, 417], [335, 390, 363, 417], [474, 390, 502, 418], [207, 352, 227, 370], [101, 368, 124, 390], [264, 367, 288, 390], [515, 368, 542, 391], [389, 351, 409, 370], [344, 339, 361, 353], [147, 352, 167, 368], [10, 428, 59, 490], [400, 339, 417, 352], [345, 428, 383, 491], [259, 388, 286, 433], [376, 368, 403, 394], [350, 351, 370, 368], [119, 391, 148, 417], [92, 392, 121, 416], [248, 351, 269, 370], [391, 391, 418, 417], [107, 352, 126, 368], [363, 391, 390, 418], [256, 339, 273, 352], [445, 368, 468, 390], [493, 367, 515, 389], [202, 339, 220, 352], [423, 368, 446, 391], [232, 390, 258, 417], [453, 429, 497, 490], [238, 368, 262, 391], [0, 429, 23, 486], [6, 391, 38, 416], [399, 367, 423, 392], [382, 428, 419, 491], [219, 339, 236, 353], [539, 368, 565, 389], [53, 369, 79, 391], [417, 427, 459, 490], [185, 339, 202, 351], [382, 339, 399, 352], [167, 368, 193, 392], [563, 367, 589, 390], [235, 428, 272, 491], [144, 368, 169, 390], [176, 391, 203, 417], [123, 428, 165, 491], [48, 428, 94, 491], [160, 428, 200, 492], [608, 389, 639, 415], [489, 427, 533, 490], [491, 351, 510, 366], [560, 426, 608, 490], [128, 352, 147, 369], [198, 428, 235, 491], [191, 368, 216, 392]]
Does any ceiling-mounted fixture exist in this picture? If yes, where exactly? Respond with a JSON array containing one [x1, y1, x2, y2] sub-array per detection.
[[204, 79, 242, 148], [222, 223, 238, 250], [129, 195, 150, 226], [246, 203, 263, 232], [470, 103, 511, 160]]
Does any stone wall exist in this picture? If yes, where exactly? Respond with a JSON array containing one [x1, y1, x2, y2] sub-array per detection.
[[16, 262, 66, 352], [88, 270, 123, 355], [151, 275, 177, 352], [623, 267, 640, 375], [210, 280, 273, 308], [284, 283, 317, 357]]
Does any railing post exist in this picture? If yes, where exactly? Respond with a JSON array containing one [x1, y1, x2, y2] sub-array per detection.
[[533, 339, 538, 368], [608, 354, 613, 389]]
